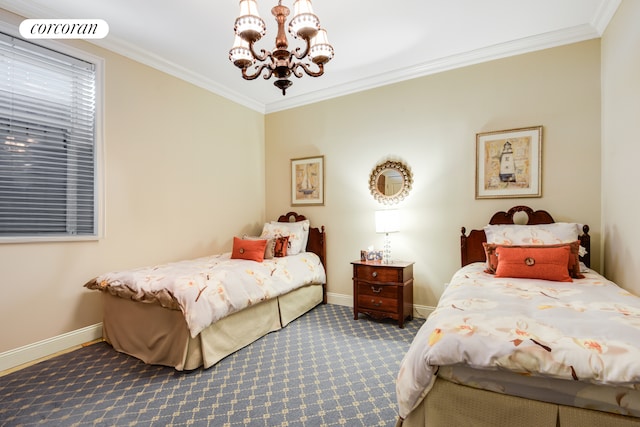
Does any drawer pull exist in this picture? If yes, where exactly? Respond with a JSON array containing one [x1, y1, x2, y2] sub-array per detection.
[[372, 271, 378, 278], [370, 299, 382, 307], [371, 286, 382, 293]]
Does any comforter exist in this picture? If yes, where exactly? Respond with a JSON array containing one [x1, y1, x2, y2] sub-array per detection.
[[85, 252, 326, 338], [396, 263, 640, 419]]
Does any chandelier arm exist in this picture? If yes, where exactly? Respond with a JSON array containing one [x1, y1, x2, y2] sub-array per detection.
[[295, 62, 325, 78], [241, 63, 271, 81], [248, 41, 270, 62], [291, 38, 311, 60]]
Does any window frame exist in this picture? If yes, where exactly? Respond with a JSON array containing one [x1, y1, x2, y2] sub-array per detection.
[[0, 20, 104, 244]]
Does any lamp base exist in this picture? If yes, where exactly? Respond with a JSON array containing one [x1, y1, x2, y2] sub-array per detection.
[[383, 233, 392, 264]]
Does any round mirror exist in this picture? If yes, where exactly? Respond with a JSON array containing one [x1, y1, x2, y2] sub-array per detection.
[[369, 160, 413, 204]]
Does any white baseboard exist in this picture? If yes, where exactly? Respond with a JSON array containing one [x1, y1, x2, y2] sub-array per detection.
[[0, 323, 102, 373], [327, 292, 435, 320]]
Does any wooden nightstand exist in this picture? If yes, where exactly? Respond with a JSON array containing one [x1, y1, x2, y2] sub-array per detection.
[[352, 260, 414, 328]]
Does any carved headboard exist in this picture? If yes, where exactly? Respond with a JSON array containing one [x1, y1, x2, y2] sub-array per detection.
[[460, 206, 590, 267]]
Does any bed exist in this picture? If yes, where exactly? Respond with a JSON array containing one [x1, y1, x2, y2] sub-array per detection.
[[84, 212, 327, 371], [396, 206, 640, 427]]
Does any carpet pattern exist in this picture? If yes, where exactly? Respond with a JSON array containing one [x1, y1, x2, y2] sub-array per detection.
[[0, 304, 424, 426]]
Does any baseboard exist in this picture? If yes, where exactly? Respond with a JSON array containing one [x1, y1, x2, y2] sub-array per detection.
[[0, 323, 103, 373], [327, 292, 435, 319]]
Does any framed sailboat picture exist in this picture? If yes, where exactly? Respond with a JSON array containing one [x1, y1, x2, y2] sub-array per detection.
[[475, 126, 542, 199], [291, 155, 324, 206]]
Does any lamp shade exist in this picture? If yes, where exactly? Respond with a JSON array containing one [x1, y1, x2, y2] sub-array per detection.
[[375, 210, 400, 234]]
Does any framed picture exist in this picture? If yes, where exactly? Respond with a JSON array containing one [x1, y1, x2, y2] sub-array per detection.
[[476, 126, 542, 199], [291, 155, 324, 206]]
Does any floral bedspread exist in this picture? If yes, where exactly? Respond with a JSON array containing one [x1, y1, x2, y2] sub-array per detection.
[[396, 263, 640, 419], [85, 252, 326, 338]]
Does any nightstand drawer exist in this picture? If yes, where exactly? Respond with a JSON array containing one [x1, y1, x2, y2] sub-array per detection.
[[354, 265, 401, 283], [357, 282, 397, 299], [358, 295, 397, 313]]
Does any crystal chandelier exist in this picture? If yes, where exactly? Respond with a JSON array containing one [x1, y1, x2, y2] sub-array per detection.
[[229, 0, 334, 95]]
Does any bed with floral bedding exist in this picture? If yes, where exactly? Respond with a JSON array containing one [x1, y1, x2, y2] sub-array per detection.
[[396, 206, 640, 427], [85, 212, 326, 371]]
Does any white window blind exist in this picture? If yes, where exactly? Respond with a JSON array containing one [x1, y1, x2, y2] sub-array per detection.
[[0, 32, 97, 239]]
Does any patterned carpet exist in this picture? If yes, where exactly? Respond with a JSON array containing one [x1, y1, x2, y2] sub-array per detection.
[[0, 304, 424, 426]]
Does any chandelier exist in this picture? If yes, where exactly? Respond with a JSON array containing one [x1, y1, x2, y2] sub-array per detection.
[[229, 0, 334, 96]]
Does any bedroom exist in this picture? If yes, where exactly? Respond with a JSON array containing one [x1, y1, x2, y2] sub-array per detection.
[[0, 0, 638, 395]]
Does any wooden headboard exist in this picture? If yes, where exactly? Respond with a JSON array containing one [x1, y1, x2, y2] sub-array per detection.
[[460, 205, 590, 267], [277, 211, 327, 303]]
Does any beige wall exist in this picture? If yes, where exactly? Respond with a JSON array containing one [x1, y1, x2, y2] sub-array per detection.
[[0, 10, 265, 353], [266, 40, 602, 309], [601, 0, 640, 295]]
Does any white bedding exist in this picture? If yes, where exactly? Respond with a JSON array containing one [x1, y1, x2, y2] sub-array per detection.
[[396, 263, 640, 419], [88, 252, 326, 338]]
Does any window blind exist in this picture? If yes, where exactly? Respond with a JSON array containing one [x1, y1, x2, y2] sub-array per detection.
[[0, 32, 97, 238]]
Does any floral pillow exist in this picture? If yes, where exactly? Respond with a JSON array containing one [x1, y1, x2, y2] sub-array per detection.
[[484, 223, 582, 245]]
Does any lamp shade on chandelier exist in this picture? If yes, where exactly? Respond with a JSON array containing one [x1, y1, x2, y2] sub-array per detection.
[[229, 0, 334, 95]]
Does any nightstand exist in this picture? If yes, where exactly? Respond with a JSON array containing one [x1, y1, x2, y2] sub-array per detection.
[[352, 260, 414, 328]]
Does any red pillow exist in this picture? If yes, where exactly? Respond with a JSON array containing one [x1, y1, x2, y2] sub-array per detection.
[[494, 245, 572, 282], [273, 236, 289, 257], [231, 237, 267, 262], [483, 241, 584, 279]]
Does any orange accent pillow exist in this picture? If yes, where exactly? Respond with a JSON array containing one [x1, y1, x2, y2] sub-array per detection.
[[483, 241, 584, 279], [231, 237, 267, 262], [494, 245, 572, 282], [273, 236, 289, 257]]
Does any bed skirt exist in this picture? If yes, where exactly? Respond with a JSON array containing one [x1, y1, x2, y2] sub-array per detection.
[[398, 378, 640, 427], [101, 283, 324, 370]]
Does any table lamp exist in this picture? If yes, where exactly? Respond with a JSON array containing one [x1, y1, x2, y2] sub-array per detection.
[[375, 209, 400, 264]]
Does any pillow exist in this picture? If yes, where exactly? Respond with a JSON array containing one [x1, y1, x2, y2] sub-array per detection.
[[484, 223, 582, 245], [483, 241, 584, 279], [261, 220, 309, 255], [494, 245, 572, 282], [271, 219, 310, 253], [273, 236, 289, 257], [231, 237, 267, 262], [243, 235, 275, 259]]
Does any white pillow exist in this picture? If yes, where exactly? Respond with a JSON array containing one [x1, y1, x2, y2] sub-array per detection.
[[261, 220, 309, 255], [484, 223, 582, 245], [272, 219, 310, 253]]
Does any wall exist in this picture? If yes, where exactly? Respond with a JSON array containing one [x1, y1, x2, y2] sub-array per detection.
[[265, 40, 602, 310], [601, 0, 640, 295], [0, 9, 266, 354]]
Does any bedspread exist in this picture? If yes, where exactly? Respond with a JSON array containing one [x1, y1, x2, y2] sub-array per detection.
[[396, 263, 640, 419], [85, 252, 326, 338]]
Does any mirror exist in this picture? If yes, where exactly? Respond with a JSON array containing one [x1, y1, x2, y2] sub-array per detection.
[[369, 160, 413, 204]]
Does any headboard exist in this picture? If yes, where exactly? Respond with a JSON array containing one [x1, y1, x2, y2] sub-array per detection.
[[460, 205, 590, 268]]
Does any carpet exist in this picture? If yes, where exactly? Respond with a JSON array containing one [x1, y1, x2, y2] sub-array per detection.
[[0, 304, 424, 426]]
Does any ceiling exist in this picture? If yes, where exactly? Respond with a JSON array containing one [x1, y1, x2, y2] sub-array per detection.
[[0, 0, 621, 113]]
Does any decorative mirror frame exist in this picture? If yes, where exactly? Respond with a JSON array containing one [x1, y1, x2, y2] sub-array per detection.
[[369, 160, 413, 205]]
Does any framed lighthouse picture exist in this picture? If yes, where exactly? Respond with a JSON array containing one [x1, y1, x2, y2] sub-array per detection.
[[475, 126, 542, 199], [291, 155, 324, 206]]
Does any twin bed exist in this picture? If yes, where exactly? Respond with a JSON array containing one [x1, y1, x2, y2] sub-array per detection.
[[396, 206, 640, 427], [85, 212, 326, 371]]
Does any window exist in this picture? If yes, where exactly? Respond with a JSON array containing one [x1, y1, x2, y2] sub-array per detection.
[[0, 31, 101, 241]]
